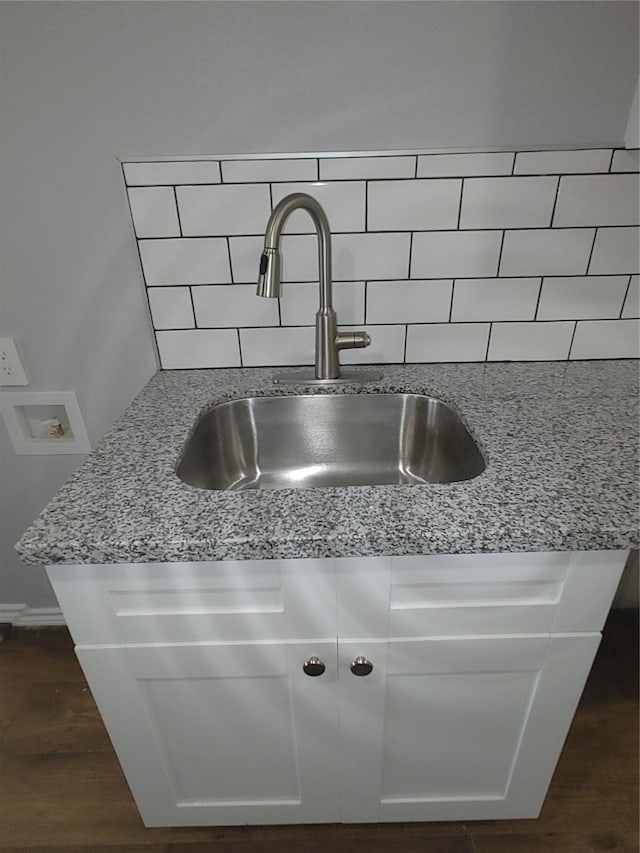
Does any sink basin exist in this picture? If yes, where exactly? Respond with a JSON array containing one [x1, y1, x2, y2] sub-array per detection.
[[177, 393, 485, 491]]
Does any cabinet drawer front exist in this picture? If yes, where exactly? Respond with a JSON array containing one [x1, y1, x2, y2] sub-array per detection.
[[388, 550, 627, 636], [47, 559, 336, 644]]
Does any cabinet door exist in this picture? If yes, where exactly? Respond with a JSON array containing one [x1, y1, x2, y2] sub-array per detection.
[[338, 634, 601, 823], [77, 640, 339, 827]]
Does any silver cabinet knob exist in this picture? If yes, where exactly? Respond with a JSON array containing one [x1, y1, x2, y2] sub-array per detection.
[[303, 656, 326, 677], [350, 656, 373, 677]]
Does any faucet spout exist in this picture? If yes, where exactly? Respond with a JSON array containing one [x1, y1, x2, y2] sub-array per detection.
[[256, 193, 370, 381]]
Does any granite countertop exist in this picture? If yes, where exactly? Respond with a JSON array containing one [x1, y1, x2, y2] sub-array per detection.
[[16, 360, 639, 566]]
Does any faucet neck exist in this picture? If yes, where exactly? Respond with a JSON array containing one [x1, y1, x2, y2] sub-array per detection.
[[264, 193, 333, 311]]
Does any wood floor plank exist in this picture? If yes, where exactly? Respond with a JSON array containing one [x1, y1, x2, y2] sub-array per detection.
[[472, 831, 639, 853], [164, 836, 474, 853], [0, 848, 165, 853], [0, 643, 84, 685], [0, 681, 111, 755]]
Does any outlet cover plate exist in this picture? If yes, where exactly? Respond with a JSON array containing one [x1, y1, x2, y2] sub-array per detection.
[[0, 338, 28, 386]]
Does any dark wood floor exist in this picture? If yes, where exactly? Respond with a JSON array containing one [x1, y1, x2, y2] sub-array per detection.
[[0, 611, 637, 853]]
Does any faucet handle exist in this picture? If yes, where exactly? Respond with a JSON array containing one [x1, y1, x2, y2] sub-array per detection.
[[335, 331, 371, 351]]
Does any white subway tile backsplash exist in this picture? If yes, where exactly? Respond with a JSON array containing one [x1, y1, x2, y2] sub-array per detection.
[[147, 287, 194, 330], [411, 231, 502, 279], [417, 152, 514, 178], [139, 238, 231, 285], [368, 179, 461, 231], [488, 322, 574, 361], [221, 159, 316, 183], [231, 232, 411, 284], [177, 184, 271, 236], [156, 329, 240, 369], [514, 149, 611, 175], [622, 275, 639, 318], [366, 280, 452, 324], [451, 278, 540, 322], [280, 282, 365, 326], [588, 227, 640, 275], [271, 182, 365, 233], [553, 174, 640, 227], [406, 323, 489, 363], [230, 234, 322, 283], [126, 148, 638, 369], [128, 187, 180, 238], [610, 149, 639, 172], [229, 236, 267, 283], [192, 284, 279, 328], [460, 177, 557, 229], [500, 229, 595, 277], [280, 235, 319, 281], [570, 319, 640, 359], [320, 156, 415, 180], [239, 326, 315, 367], [537, 276, 629, 321], [333, 233, 411, 280], [123, 161, 221, 186], [339, 325, 406, 364]]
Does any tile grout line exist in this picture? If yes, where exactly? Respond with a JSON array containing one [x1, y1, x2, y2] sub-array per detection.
[[364, 181, 369, 232], [236, 328, 244, 367], [496, 230, 506, 277], [619, 274, 633, 319], [456, 179, 464, 229], [484, 322, 493, 361], [226, 237, 235, 284], [153, 316, 632, 333], [533, 277, 544, 321], [585, 228, 598, 275], [549, 175, 561, 227], [188, 286, 198, 329], [132, 224, 635, 241], [124, 168, 624, 189], [364, 280, 368, 324], [173, 186, 184, 237], [567, 320, 579, 360]]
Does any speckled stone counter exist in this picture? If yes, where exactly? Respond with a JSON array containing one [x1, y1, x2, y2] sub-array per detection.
[[16, 360, 639, 565]]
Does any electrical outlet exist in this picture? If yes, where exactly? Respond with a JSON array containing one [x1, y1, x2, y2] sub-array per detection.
[[0, 338, 29, 386]]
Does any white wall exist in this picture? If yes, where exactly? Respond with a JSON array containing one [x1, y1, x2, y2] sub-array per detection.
[[625, 78, 640, 148], [1, 1, 638, 609]]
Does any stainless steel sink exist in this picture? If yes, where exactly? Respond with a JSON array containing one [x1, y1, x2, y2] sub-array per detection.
[[177, 393, 485, 491]]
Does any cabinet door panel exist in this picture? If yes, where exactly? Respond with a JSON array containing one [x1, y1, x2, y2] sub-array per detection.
[[337, 640, 389, 823], [77, 641, 339, 826], [339, 635, 601, 823]]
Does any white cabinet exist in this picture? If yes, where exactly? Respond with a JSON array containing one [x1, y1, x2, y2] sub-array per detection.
[[47, 549, 627, 828], [77, 640, 341, 826], [337, 634, 601, 823]]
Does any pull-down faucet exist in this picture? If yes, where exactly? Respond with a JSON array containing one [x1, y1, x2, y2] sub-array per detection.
[[257, 193, 379, 383]]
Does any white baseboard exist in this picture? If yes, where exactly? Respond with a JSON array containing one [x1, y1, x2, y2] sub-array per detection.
[[15, 607, 66, 626], [0, 603, 27, 623], [0, 603, 65, 626]]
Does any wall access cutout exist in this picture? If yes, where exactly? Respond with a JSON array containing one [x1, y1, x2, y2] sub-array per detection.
[[0, 391, 91, 455]]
